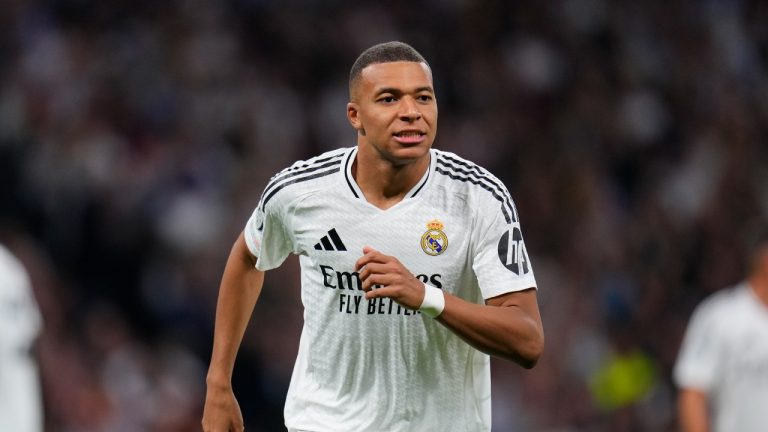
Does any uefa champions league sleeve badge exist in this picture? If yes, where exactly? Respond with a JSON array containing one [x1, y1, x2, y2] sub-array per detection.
[[421, 219, 448, 256]]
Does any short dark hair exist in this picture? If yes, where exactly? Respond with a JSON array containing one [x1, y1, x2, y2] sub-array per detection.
[[349, 41, 429, 98]]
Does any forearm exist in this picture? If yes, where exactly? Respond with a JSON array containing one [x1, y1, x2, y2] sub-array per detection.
[[354, 249, 543, 367], [207, 232, 265, 386], [678, 389, 709, 432], [436, 288, 543, 368]]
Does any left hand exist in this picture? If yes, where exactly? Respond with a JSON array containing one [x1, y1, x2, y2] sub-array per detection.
[[355, 246, 425, 310]]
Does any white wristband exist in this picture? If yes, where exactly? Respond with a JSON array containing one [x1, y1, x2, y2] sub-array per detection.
[[419, 284, 445, 318]]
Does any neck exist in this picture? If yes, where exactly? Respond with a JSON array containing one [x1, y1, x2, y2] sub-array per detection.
[[353, 145, 430, 210]]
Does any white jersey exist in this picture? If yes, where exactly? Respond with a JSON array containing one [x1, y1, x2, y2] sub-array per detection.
[[0, 244, 43, 432], [244, 147, 537, 432], [674, 283, 768, 432]]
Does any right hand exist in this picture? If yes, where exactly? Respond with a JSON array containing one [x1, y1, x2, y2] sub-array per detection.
[[202, 382, 244, 432]]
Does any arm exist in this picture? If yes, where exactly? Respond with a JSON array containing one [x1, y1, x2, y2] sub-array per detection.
[[438, 287, 542, 368], [356, 247, 544, 368], [202, 232, 265, 432], [678, 388, 710, 432]]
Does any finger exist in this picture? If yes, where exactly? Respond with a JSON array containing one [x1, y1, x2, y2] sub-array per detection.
[[361, 273, 395, 291], [358, 262, 390, 282], [365, 285, 397, 299], [355, 251, 375, 271], [361, 273, 396, 291], [355, 248, 387, 271]]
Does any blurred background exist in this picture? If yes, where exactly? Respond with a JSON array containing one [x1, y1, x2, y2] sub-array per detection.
[[1, 0, 767, 430]]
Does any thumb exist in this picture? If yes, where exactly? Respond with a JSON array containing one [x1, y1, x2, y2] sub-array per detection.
[[362, 245, 377, 254]]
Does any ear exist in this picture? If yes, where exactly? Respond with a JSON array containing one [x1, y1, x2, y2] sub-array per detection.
[[347, 102, 366, 136]]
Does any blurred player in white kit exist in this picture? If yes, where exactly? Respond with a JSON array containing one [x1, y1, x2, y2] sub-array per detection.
[[675, 233, 768, 432], [0, 243, 43, 432]]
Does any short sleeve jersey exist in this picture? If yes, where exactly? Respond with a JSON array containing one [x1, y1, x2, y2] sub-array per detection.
[[674, 283, 768, 432], [244, 147, 537, 432]]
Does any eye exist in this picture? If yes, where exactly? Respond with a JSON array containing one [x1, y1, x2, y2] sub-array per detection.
[[417, 94, 433, 102], [378, 95, 396, 104]]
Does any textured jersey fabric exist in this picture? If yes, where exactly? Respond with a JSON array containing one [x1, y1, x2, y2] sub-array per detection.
[[674, 283, 768, 432], [244, 146, 537, 432]]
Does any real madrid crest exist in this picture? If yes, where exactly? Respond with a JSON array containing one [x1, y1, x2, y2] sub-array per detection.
[[421, 219, 448, 256]]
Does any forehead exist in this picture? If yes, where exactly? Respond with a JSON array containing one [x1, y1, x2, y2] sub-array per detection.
[[358, 61, 433, 92]]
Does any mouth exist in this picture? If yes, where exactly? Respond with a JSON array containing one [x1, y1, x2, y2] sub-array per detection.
[[393, 130, 427, 144]]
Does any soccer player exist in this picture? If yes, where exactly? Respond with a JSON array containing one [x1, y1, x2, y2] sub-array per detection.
[[202, 41, 544, 432], [674, 233, 768, 432], [0, 243, 43, 432]]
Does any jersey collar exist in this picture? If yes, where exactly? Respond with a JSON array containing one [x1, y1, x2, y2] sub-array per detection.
[[343, 146, 435, 201]]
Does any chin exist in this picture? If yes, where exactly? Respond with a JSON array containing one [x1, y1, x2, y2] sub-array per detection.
[[389, 144, 431, 164]]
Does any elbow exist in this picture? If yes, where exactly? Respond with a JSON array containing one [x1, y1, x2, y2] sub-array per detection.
[[519, 335, 544, 369], [511, 327, 544, 369]]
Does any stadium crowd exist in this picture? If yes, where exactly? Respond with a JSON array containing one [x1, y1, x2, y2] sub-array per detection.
[[1, 0, 767, 430]]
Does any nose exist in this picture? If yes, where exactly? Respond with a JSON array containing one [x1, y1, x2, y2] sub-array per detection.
[[399, 97, 421, 122]]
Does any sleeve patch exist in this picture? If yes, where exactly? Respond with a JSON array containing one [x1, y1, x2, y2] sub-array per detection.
[[496, 223, 531, 275]]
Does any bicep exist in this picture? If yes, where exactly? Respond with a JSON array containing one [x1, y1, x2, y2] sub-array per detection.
[[222, 232, 264, 290], [486, 288, 542, 327], [480, 287, 544, 366], [233, 231, 258, 267]]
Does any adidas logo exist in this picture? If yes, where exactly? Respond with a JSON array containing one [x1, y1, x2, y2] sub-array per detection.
[[314, 228, 347, 251]]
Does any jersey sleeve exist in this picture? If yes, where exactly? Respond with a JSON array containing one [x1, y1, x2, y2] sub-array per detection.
[[243, 195, 295, 272], [0, 246, 42, 352], [673, 298, 722, 393], [471, 194, 537, 300]]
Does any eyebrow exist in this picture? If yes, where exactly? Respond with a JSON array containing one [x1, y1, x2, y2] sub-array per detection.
[[374, 86, 435, 97]]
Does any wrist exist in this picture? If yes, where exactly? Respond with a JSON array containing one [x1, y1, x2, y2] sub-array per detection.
[[419, 283, 445, 318], [206, 371, 233, 389]]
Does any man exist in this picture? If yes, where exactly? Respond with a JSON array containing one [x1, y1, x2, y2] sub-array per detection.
[[0, 243, 43, 432], [675, 234, 768, 432], [203, 41, 544, 432]]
